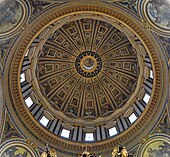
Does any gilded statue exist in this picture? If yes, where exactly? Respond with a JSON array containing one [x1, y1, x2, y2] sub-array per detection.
[[80, 150, 97, 157], [41, 146, 57, 157], [112, 146, 129, 157]]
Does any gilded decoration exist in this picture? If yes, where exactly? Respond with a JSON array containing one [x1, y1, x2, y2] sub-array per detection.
[[36, 18, 139, 120], [4, 1, 167, 154]]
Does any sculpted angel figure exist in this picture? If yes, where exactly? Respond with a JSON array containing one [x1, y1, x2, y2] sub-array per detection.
[[112, 146, 129, 157], [41, 147, 57, 157], [112, 147, 119, 157]]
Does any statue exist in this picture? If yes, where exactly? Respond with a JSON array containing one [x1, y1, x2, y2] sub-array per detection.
[[79, 144, 97, 157], [80, 150, 96, 157], [112, 147, 119, 157], [81, 150, 90, 157], [112, 146, 129, 157], [41, 145, 57, 157]]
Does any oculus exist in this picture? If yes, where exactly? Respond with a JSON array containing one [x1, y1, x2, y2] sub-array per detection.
[[75, 51, 102, 78]]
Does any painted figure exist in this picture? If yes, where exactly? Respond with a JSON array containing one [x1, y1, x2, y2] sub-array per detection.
[[0, 0, 18, 26], [2, 147, 29, 157], [147, 142, 170, 157], [147, 0, 170, 28]]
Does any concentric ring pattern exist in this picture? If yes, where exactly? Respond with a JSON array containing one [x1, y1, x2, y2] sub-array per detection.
[[37, 19, 139, 120], [10, 2, 164, 152], [2, 0, 168, 155]]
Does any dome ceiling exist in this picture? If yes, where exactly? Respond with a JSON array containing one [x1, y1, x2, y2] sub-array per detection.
[[37, 18, 139, 121], [4, 1, 167, 155], [18, 11, 153, 145]]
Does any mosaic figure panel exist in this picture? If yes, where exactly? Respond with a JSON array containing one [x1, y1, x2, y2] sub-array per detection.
[[145, 141, 170, 157], [0, 139, 39, 157], [145, 0, 170, 30], [0, 0, 26, 35], [137, 134, 170, 157], [1, 146, 32, 157]]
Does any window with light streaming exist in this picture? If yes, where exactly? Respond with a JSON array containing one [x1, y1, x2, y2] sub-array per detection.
[[150, 70, 153, 79], [128, 113, 137, 124], [109, 127, 118, 136], [40, 116, 49, 127], [61, 129, 70, 138], [20, 73, 25, 83], [25, 97, 33, 107], [143, 93, 150, 104], [85, 133, 94, 141]]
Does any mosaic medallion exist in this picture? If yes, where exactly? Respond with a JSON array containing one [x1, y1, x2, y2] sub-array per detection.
[[136, 134, 170, 157], [0, 139, 39, 157], [0, 0, 27, 38], [143, 0, 170, 34]]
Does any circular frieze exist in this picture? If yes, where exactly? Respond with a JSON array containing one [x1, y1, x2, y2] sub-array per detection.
[[5, 1, 167, 154]]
